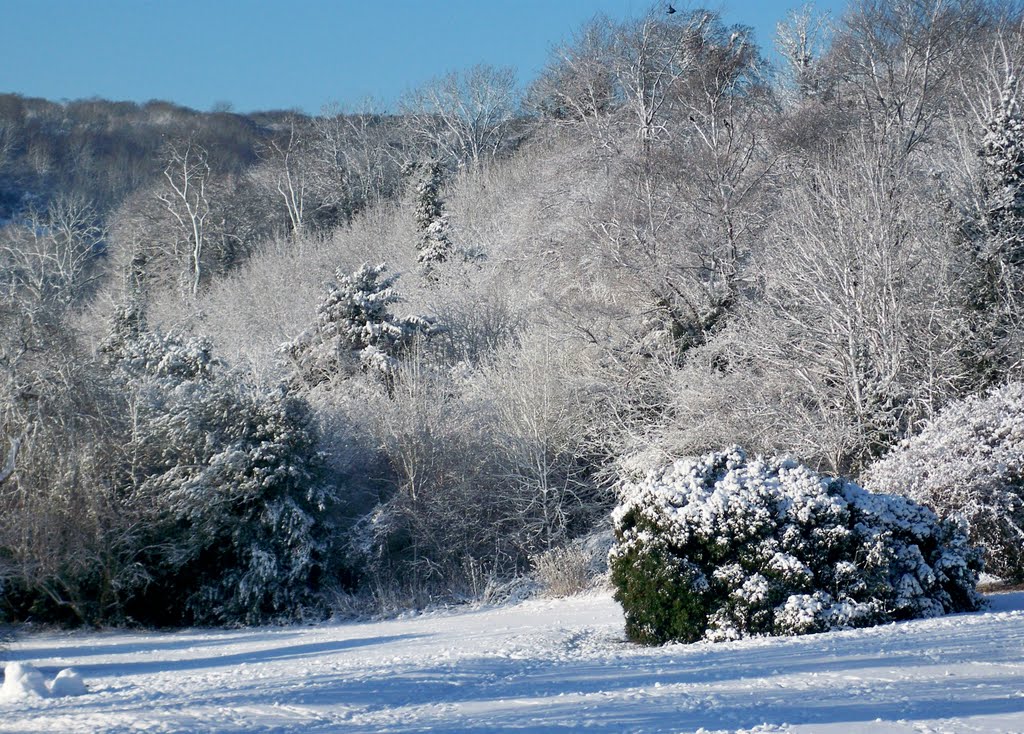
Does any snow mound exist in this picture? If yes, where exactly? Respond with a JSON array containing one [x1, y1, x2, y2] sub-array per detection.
[[48, 668, 87, 697], [0, 663, 88, 701], [0, 662, 48, 700]]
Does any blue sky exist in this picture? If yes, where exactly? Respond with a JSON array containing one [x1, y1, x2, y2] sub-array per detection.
[[0, 0, 847, 114]]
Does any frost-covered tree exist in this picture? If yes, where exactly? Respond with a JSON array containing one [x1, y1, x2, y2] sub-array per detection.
[[347, 336, 608, 598], [283, 263, 433, 388], [108, 138, 261, 304], [823, 0, 991, 155], [665, 138, 970, 475], [0, 195, 105, 310], [980, 78, 1024, 236], [249, 115, 366, 237], [775, 5, 831, 102], [0, 436, 18, 485], [156, 140, 212, 298], [527, 16, 618, 141], [100, 302, 216, 383], [313, 103, 406, 214], [970, 72, 1024, 377], [863, 382, 1024, 582], [400, 64, 519, 167], [133, 380, 333, 625], [0, 298, 133, 626], [610, 447, 982, 645]]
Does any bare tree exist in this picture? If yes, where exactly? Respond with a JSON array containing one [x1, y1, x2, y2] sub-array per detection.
[[401, 64, 519, 167], [157, 140, 211, 297], [250, 116, 344, 237], [695, 138, 971, 473], [825, 0, 997, 155], [611, 9, 713, 153], [0, 121, 15, 173], [571, 9, 773, 364], [527, 17, 621, 152], [776, 4, 833, 100], [0, 289, 138, 624], [258, 118, 313, 236], [314, 100, 405, 211], [482, 337, 599, 551], [531, 9, 759, 157], [0, 195, 105, 309]]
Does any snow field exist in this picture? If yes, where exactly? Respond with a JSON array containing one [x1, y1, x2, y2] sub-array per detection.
[[1, 591, 1023, 733]]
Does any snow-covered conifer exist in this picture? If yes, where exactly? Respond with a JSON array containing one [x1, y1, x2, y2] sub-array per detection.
[[409, 160, 454, 274], [283, 262, 433, 388], [146, 381, 333, 625], [104, 315, 336, 625], [966, 76, 1024, 381], [101, 303, 217, 383], [981, 77, 1024, 249]]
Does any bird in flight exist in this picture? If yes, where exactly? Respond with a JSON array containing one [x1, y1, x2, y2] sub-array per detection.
[[667, 3, 676, 14]]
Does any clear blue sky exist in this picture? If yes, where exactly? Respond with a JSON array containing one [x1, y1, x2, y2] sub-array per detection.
[[0, 0, 847, 114]]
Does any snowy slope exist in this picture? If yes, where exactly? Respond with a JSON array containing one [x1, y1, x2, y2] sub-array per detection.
[[3, 590, 1024, 733]]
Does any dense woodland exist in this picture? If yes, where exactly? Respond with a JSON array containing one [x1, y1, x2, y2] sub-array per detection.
[[3, 0, 1024, 627]]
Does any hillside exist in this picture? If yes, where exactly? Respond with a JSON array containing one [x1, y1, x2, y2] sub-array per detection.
[[3, 0, 1024, 650]]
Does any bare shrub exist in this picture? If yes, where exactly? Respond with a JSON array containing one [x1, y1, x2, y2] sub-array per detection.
[[531, 544, 593, 598]]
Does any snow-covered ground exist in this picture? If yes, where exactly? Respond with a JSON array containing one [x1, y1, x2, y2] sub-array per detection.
[[3, 590, 1024, 733]]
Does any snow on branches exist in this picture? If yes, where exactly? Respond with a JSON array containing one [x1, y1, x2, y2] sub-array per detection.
[[100, 306, 336, 625], [864, 382, 1024, 581]]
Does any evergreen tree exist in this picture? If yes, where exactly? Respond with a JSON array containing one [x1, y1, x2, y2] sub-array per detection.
[[103, 312, 336, 626], [284, 263, 433, 388], [981, 77, 1024, 251], [409, 160, 454, 274], [135, 380, 333, 625]]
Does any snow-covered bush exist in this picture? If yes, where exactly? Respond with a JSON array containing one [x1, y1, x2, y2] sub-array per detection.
[[863, 383, 1024, 581], [532, 528, 615, 598], [610, 448, 982, 645], [133, 380, 335, 625]]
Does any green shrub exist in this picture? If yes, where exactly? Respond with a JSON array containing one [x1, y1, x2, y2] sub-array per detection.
[[610, 448, 983, 645]]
